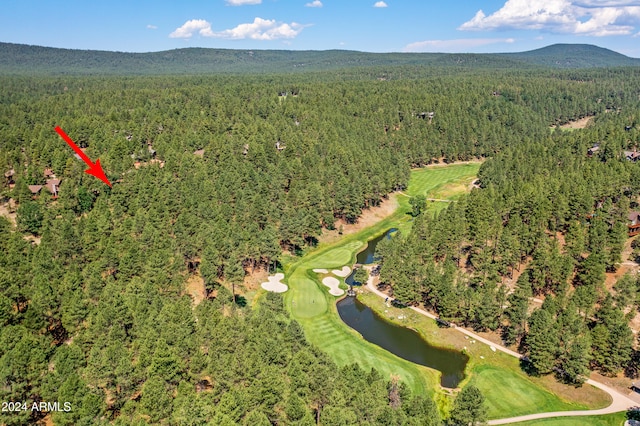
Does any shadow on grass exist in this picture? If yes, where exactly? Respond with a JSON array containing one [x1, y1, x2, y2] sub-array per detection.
[[234, 295, 247, 307], [519, 357, 538, 376]]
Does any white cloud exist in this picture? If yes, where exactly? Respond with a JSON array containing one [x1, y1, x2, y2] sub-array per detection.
[[575, 1, 640, 6], [213, 17, 304, 40], [146, 24, 157, 30], [170, 17, 305, 40], [226, 0, 261, 5], [404, 38, 515, 53], [459, 0, 640, 36], [305, 0, 323, 7], [169, 19, 214, 38], [373, 1, 388, 8]]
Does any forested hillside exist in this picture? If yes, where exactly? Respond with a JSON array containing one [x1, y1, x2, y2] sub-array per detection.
[[1, 42, 639, 75], [2, 64, 640, 424], [502, 43, 640, 68], [379, 69, 640, 384]]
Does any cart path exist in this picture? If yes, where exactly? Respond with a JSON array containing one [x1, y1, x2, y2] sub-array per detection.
[[364, 275, 638, 424]]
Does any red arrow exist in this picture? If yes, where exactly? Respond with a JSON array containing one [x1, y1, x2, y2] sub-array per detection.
[[54, 126, 112, 187]]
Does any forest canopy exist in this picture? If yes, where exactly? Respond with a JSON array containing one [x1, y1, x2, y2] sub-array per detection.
[[1, 61, 640, 424]]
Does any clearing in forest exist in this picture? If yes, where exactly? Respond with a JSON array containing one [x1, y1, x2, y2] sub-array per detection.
[[552, 116, 594, 131], [280, 162, 611, 418]]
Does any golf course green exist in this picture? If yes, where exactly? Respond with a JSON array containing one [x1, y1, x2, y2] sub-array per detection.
[[280, 162, 611, 418]]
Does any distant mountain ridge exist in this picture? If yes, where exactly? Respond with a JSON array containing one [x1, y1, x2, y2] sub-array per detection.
[[501, 43, 640, 68], [0, 42, 638, 75]]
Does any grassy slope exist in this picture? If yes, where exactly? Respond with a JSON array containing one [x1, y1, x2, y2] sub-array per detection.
[[358, 289, 611, 419], [285, 207, 439, 395], [284, 163, 480, 395], [282, 162, 611, 419]]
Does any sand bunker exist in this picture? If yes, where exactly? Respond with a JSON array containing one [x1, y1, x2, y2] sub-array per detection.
[[313, 268, 329, 273], [332, 266, 351, 277], [261, 273, 288, 293], [322, 277, 345, 296]]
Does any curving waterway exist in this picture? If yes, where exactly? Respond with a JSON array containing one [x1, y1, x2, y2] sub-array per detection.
[[337, 296, 468, 388], [337, 229, 468, 388], [346, 228, 396, 286]]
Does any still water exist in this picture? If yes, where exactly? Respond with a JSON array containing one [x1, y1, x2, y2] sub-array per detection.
[[337, 297, 468, 388], [346, 228, 396, 286]]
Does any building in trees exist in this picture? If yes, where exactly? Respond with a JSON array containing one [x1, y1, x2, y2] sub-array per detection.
[[629, 211, 640, 237]]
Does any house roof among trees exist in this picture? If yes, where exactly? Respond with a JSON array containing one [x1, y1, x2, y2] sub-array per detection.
[[28, 184, 42, 194], [45, 178, 61, 194]]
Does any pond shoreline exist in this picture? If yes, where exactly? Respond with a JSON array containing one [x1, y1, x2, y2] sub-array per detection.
[[336, 294, 468, 388]]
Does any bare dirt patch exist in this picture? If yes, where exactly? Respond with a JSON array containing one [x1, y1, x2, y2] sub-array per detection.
[[472, 329, 510, 348], [502, 257, 532, 292], [605, 237, 639, 291], [0, 199, 17, 226], [243, 267, 269, 292], [185, 274, 206, 307], [605, 263, 635, 291], [23, 235, 41, 245], [555, 231, 566, 251], [589, 371, 639, 403], [319, 194, 399, 245], [558, 116, 594, 130], [414, 159, 484, 169], [37, 413, 54, 426], [629, 311, 640, 336]]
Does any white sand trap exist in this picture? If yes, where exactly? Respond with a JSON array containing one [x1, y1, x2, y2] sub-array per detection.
[[313, 268, 329, 273], [261, 273, 288, 293], [322, 277, 345, 296], [332, 266, 351, 277]]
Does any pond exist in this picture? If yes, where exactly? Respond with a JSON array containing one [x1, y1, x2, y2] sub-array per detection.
[[337, 296, 468, 388], [346, 228, 396, 286], [357, 228, 397, 265]]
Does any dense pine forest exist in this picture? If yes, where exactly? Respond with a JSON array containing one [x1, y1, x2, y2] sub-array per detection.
[[379, 70, 640, 385], [2, 48, 640, 424]]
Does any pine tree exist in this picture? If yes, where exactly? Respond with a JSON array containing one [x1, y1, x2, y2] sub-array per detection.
[[449, 385, 487, 426], [527, 308, 559, 374], [503, 276, 531, 346]]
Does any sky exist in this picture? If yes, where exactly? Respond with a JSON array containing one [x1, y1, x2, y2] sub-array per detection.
[[2, 0, 640, 57]]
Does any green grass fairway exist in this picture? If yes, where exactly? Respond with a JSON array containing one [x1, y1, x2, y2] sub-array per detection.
[[283, 163, 482, 396], [406, 163, 481, 198], [357, 292, 610, 419], [278, 162, 609, 420], [469, 365, 592, 419], [509, 412, 626, 426]]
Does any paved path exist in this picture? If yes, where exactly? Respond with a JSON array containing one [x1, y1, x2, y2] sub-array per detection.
[[364, 274, 638, 424]]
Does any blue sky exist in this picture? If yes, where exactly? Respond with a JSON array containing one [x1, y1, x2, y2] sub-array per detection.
[[2, 0, 640, 57]]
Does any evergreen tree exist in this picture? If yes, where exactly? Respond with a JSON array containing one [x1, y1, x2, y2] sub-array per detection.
[[449, 385, 487, 426], [527, 308, 559, 374]]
